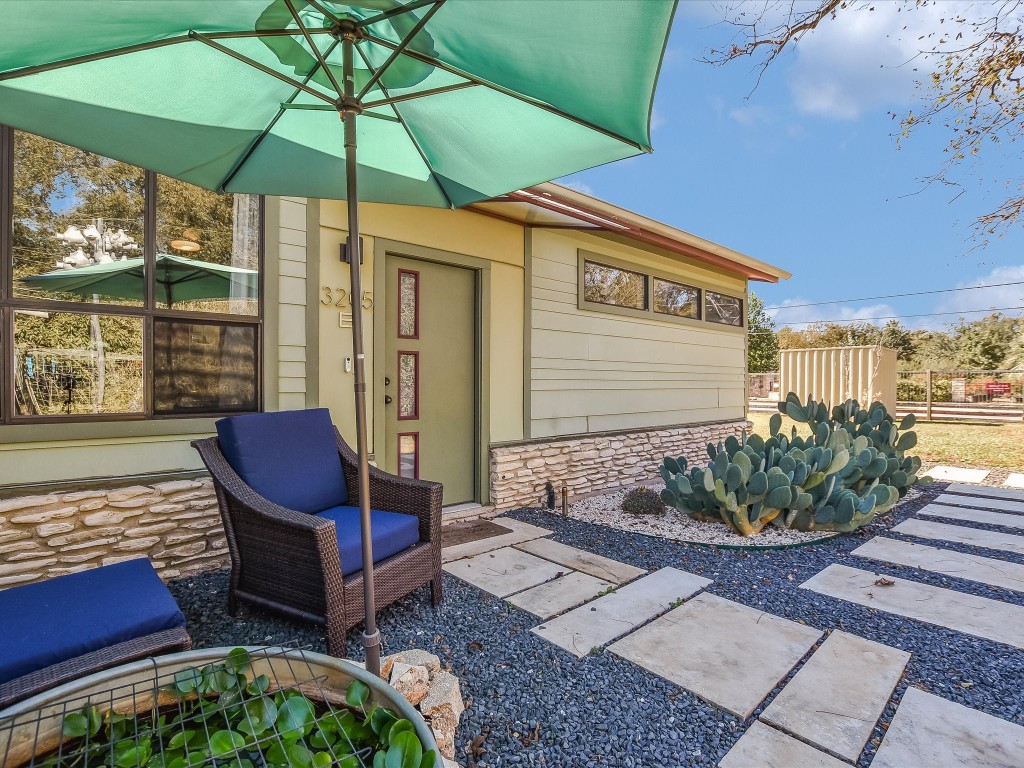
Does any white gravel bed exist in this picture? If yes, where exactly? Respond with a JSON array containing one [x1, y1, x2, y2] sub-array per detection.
[[568, 486, 840, 548]]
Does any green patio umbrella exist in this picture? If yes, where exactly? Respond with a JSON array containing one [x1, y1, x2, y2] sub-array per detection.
[[20, 254, 259, 307], [0, 0, 677, 676]]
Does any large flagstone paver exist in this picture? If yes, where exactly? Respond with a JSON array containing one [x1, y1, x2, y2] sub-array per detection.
[[609, 593, 822, 719], [948, 482, 1024, 501], [441, 518, 552, 562], [1004, 473, 1024, 490], [872, 687, 1024, 768], [513, 538, 646, 584], [893, 518, 1024, 556], [718, 722, 848, 768], [919, 503, 1024, 530], [935, 493, 1024, 514], [759, 630, 909, 762], [925, 466, 989, 483], [506, 571, 614, 618], [532, 567, 710, 658], [800, 564, 1024, 650], [854, 536, 1024, 593], [442, 546, 567, 598]]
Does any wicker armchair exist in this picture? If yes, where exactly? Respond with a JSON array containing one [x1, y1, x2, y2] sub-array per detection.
[[192, 417, 443, 656]]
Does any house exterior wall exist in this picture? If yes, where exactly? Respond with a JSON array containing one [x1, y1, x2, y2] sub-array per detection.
[[526, 228, 748, 438]]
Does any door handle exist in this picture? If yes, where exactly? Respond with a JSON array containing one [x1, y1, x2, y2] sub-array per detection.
[[384, 395, 393, 405]]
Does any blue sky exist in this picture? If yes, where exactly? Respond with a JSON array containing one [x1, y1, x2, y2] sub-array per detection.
[[560, 1, 1024, 332]]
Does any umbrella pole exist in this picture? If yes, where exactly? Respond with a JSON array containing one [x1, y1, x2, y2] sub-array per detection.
[[340, 22, 381, 679]]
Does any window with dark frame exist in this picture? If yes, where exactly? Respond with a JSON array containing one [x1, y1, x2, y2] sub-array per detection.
[[0, 126, 263, 423], [705, 290, 744, 327], [582, 259, 648, 310], [653, 277, 700, 319]]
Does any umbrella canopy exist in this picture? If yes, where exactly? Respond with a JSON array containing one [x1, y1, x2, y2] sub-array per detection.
[[20, 254, 259, 306], [0, 0, 673, 205], [0, 0, 677, 677]]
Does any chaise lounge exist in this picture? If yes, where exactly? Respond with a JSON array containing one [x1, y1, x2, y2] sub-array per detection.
[[192, 408, 443, 656]]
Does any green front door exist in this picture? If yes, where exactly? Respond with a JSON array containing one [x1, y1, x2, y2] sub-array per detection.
[[384, 254, 477, 505]]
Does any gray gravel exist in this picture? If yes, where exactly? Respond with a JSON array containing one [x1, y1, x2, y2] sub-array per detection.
[[168, 481, 1024, 767]]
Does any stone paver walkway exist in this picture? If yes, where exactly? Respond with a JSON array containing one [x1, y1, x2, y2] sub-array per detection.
[[893, 518, 1024, 555], [610, 593, 821, 718], [441, 517, 551, 562], [925, 465, 990, 483], [513, 537, 645, 583], [801, 563, 1024, 650], [718, 721, 849, 768], [534, 567, 710, 657], [759, 630, 909, 762], [935, 492, 1024, 514], [947, 482, 1024, 500], [853, 536, 1024, 593], [1004, 473, 1024, 490], [919, 503, 1024, 530], [872, 688, 1024, 768], [507, 571, 614, 618], [442, 547, 566, 598]]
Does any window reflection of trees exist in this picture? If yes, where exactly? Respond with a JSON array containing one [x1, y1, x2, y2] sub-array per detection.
[[583, 261, 647, 310], [653, 278, 699, 318]]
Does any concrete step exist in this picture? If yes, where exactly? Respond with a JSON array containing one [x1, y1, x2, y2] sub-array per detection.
[[893, 518, 1024, 556], [918, 503, 1024, 530], [513, 537, 646, 584], [719, 721, 849, 768]]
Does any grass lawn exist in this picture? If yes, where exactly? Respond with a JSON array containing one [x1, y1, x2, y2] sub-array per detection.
[[746, 411, 1024, 470]]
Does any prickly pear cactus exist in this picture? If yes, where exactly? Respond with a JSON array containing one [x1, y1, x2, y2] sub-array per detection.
[[778, 393, 927, 498]]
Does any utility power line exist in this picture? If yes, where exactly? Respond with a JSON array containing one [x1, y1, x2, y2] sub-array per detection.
[[746, 304, 1024, 334], [766, 280, 1024, 311]]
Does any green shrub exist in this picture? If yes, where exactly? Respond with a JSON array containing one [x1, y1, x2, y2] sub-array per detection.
[[622, 486, 667, 515]]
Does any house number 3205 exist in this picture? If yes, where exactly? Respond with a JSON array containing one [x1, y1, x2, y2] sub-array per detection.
[[321, 287, 373, 308]]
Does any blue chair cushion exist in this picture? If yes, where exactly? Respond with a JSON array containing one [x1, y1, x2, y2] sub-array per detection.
[[0, 558, 186, 685], [216, 408, 348, 514], [317, 506, 420, 577]]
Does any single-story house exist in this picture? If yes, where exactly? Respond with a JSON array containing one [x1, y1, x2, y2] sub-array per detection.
[[0, 127, 790, 586]]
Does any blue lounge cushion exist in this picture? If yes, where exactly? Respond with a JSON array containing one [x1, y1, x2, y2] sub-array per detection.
[[317, 506, 420, 576], [216, 408, 347, 514], [0, 558, 186, 685]]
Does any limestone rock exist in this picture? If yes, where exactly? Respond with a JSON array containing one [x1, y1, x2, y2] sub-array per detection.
[[382, 649, 442, 676], [389, 662, 430, 707], [420, 670, 464, 724]]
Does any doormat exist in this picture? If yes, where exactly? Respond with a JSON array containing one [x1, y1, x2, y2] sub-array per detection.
[[442, 519, 513, 548]]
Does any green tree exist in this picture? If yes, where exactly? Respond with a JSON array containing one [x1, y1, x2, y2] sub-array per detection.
[[747, 291, 779, 372], [878, 320, 918, 365], [951, 313, 1020, 369]]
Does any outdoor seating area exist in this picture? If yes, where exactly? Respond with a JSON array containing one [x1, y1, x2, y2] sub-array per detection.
[[192, 408, 443, 655], [3, 1, 1024, 767]]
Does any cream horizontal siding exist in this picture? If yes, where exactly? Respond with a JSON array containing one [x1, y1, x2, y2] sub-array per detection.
[[275, 197, 309, 411], [528, 229, 747, 439]]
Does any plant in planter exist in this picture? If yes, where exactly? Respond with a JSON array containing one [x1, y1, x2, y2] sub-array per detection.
[[43, 648, 437, 768]]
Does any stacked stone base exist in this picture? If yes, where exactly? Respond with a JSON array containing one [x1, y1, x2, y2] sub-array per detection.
[[0, 477, 226, 588], [489, 420, 750, 509]]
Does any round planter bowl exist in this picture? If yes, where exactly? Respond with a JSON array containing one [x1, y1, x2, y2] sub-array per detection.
[[0, 646, 438, 768]]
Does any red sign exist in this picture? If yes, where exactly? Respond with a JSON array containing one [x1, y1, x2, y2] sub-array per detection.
[[986, 382, 1012, 395]]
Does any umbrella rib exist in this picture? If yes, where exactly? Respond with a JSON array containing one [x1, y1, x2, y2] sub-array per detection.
[[188, 31, 336, 105], [356, 46, 456, 210], [362, 81, 476, 109], [362, 32, 650, 152], [356, 0, 446, 101], [283, 0, 343, 97], [0, 29, 329, 82], [218, 38, 342, 192], [356, 0, 444, 29]]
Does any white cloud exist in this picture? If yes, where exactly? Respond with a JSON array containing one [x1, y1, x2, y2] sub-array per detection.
[[650, 108, 666, 131], [769, 300, 898, 328], [784, 1, 979, 120], [729, 104, 772, 126], [558, 179, 595, 197], [934, 265, 1024, 315]]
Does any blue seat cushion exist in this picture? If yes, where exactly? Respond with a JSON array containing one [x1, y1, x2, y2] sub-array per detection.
[[0, 558, 186, 685], [317, 506, 420, 577], [216, 408, 347, 514]]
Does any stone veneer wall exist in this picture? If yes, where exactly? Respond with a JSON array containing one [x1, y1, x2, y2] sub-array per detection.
[[490, 420, 750, 509], [0, 478, 226, 588]]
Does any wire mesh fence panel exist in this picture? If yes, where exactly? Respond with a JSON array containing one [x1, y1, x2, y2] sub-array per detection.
[[14, 348, 144, 417], [750, 370, 1024, 422]]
